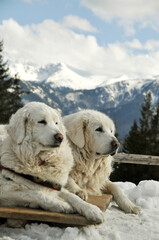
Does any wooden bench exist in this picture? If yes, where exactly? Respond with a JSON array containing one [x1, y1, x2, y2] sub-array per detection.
[[0, 194, 112, 227]]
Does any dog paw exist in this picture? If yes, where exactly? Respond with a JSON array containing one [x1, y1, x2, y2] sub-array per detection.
[[116, 195, 140, 214], [121, 202, 140, 214], [76, 189, 88, 201], [83, 204, 105, 224], [130, 205, 140, 214]]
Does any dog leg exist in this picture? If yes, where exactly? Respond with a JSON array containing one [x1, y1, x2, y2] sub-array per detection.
[[1, 185, 74, 214], [66, 177, 88, 200], [104, 180, 140, 214], [1, 171, 74, 214], [59, 188, 104, 224]]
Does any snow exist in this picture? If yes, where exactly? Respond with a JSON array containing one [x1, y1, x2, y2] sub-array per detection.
[[0, 180, 159, 240], [9, 61, 105, 90], [8, 60, 159, 91]]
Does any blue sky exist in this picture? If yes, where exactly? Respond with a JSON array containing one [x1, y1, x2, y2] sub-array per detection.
[[0, 0, 127, 45], [0, 0, 159, 79]]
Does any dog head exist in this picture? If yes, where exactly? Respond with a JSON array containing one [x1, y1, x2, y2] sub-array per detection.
[[64, 110, 120, 157], [7, 102, 65, 150]]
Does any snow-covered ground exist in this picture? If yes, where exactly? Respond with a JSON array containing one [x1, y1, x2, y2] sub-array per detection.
[[0, 180, 159, 240]]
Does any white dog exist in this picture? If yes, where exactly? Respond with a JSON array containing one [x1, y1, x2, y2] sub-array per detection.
[[64, 110, 140, 214], [0, 103, 104, 226], [0, 125, 7, 157]]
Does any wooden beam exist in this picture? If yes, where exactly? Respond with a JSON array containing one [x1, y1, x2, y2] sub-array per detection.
[[114, 153, 159, 165], [0, 206, 92, 226], [0, 194, 112, 226]]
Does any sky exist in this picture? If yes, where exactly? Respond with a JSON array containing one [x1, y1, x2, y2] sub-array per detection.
[[0, 0, 159, 79]]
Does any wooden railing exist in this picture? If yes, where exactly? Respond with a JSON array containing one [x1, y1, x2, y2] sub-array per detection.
[[114, 153, 159, 165]]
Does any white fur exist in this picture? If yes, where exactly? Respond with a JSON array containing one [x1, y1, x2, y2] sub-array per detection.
[[0, 125, 8, 157], [64, 110, 140, 214], [0, 125, 7, 135], [0, 103, 104, 226]]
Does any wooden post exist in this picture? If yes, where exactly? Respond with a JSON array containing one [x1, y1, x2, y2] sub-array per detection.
[[114, 153, 159, 165]]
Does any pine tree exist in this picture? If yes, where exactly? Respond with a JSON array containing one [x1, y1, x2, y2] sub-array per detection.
[[9, 74, 23, 115], [0, 41, 13, 123], [150, 103, 159, 155], [113, 92, 159, 184], [123, 120, 141, 154], [123, 92, 155, 154], [140, 92, 153, 131], [139, 92, 153, 154], [0, 40, 24, 124]]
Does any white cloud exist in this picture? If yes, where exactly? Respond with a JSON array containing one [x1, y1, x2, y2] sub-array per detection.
[[1, 19, 159, 79], [125, 39, 143, 50], [125, 39, 159, 52], [62, 15, 98, 32], [81, 0, 159, 35], [81, 0, 159, 21], [144, 40, 159, 51], [0, 19, 102, 74], [118, 20, 136, 37]]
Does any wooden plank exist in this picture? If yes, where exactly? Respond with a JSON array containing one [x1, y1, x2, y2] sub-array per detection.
[[87, 194, 112, 211], [0, 206, 91, 226], [0, 194, 112, 226], [114, 153, 159, 165]]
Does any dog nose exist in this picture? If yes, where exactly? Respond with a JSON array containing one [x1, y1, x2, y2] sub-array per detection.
[[111, 140, 120, 149], [54, 133, 64, 143]]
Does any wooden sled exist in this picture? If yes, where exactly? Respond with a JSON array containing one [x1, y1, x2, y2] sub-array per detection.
[[0, 194, 112, 227]]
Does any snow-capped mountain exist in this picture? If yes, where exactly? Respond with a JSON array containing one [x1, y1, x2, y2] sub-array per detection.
[[9, 61, 159, 139], [10, 61, 149, 91], [9, 62, 106, 90]]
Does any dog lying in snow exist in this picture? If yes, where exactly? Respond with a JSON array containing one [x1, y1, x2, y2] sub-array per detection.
[[0, 102, 104, 227], [64, 110, 140, 214]]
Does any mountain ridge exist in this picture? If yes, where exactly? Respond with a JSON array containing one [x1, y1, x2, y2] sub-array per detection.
[[9, 61, 159, 91], [8, 60, 159, 139]]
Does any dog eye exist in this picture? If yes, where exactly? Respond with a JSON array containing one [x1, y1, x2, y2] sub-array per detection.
[[55, 122, 58, 125], [38, 120, 47, 125], [95, 127, 103, 132]]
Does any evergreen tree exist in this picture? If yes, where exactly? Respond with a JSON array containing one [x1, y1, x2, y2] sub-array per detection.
[[9, 74, 23, 114], [112, 92, 159, 184], [139, 92, 153, 154], [123, 91, 159, 155], [0, 40, 24, 124], [140, 92, 153, 132], [123, 120, 141, 154], [150, 103, 159, 155]]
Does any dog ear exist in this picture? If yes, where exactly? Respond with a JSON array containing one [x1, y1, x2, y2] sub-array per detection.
[[64, 114, 87, 148], [7, 108, 28, 145]]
